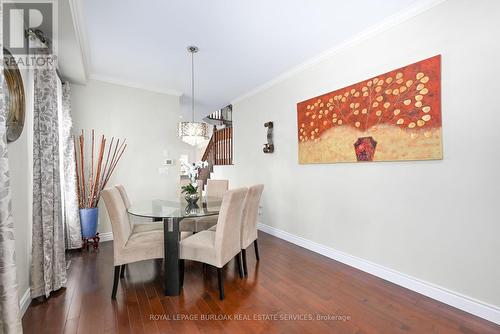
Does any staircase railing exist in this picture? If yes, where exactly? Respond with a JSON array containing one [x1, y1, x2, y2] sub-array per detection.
[[203, 104, 232, 126], [202, 127, 233, 166], [201, 135, 214, 163]]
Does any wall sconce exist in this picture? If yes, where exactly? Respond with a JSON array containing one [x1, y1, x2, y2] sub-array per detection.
[[263, 121, 274, 153]]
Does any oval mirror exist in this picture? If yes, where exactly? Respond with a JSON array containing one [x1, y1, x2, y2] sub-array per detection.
[[3, 48, 26, 143]]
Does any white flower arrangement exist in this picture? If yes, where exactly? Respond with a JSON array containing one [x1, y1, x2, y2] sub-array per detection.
[[181, 160, 208, 185]]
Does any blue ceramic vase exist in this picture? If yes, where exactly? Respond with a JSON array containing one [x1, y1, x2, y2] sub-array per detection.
[[80, 207, 99, 238]]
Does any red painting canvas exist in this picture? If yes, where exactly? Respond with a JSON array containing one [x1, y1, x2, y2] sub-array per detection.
[[297, 55, 442, 163]]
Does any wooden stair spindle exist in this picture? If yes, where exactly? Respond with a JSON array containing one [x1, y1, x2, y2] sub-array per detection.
[[229, 127, 232, 165], [214, 129, 218, 165], [223, 128, 226, 165], [201, 126, 233, 167]]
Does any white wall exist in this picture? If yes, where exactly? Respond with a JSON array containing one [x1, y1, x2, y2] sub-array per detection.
[[72, 79, 195, 233], [213, 0, 500, 311]]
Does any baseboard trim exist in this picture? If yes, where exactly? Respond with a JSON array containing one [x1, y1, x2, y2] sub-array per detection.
[[19, 288, 31, 316], [99, 232, 113, 242], [257, 223, 500, 325]]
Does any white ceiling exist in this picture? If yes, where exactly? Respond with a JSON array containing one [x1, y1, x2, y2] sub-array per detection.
[[81, 0, 426, 119]]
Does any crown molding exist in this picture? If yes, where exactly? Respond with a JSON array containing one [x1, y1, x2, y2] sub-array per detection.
[[89, 73, 183, 97], [232, 0, 447, 105], [68, 0, 89, 81], [67, 0, 182, 97]]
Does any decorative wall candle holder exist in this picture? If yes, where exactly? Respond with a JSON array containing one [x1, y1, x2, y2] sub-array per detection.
[[263, 121, 274, 153]]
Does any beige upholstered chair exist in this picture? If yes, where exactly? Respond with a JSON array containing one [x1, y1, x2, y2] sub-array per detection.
[[194, 179, 229, 231], [116, 183, 198, 233], [206, 179, 229, 198], [101, 187, 164, 299], [209, 184, 264, 275], [180, 187, 248, 300], [115, 184, 163, 233], [239, 184, 264, 276]]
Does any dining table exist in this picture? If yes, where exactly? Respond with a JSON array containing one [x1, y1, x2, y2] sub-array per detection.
[[127, 197, 222, 296]]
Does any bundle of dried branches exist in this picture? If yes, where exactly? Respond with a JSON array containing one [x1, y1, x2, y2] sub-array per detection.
[[74, 130, 127, 209]]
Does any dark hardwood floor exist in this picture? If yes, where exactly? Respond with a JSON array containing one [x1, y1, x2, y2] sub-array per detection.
[[22, 232, 500, 334]]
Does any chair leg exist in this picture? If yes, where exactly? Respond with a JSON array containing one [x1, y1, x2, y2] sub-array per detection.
[[242, 249, 248, 276], [120, 264, 126, 278], [217, 267, 224, 300], [254, 239, 260, 261], [112, 266, 120, 299], [179, 260, 185, 287], [236, 252, 244, 278]]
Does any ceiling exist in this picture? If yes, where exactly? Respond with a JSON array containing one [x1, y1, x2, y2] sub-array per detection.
[[80, 0, 426, 119]]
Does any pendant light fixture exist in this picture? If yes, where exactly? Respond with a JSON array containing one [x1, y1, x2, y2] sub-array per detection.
[[178, 46, 209, 146]]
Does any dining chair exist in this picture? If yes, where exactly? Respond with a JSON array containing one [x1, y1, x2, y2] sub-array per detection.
[[179, 187, 248, 300], [206, 179, 229, 198], [101, 187, 164, 299], [209, 184, 264, 276], [116, 183, 198, 233], [115, 184, 163, 233], [239, 184, 264, 276], [194, 179, 229, 231]]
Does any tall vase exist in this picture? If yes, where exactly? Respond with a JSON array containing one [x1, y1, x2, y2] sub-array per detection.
[[184, 193, 200, 205], [80, 207, 99, 238]]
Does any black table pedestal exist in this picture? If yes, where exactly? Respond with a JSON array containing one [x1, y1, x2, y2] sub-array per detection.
[[164, 217, 182, 296]]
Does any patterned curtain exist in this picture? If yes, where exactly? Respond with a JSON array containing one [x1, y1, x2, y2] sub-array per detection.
[[0, 1, 23, 331], [31, 56, 67, 298], [60, 82, 81, 249]]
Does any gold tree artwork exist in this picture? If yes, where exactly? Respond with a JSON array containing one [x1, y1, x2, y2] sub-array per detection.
[[297, 55, 442, 163]]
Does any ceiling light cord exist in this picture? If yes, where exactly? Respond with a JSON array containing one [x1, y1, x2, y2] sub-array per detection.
[[191, 49, 195, 122], [178, 45, 207, 146]]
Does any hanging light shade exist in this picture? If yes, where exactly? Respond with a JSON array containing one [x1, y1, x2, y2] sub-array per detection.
[[178, 121, 209, 146], [178, 46, 209, 146]]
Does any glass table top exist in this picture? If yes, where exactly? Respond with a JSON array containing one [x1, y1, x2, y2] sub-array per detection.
[[127, 197, 222, 219]]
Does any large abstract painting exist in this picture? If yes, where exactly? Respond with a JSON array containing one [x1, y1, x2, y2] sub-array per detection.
[[297, 55, 442, 163]]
